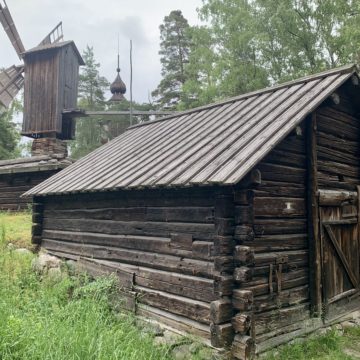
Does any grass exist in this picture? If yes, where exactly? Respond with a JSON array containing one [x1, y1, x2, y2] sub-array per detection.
[[0, 212, 173, 360], [0, 210, 32, 248], [1, 212, 360, 360]]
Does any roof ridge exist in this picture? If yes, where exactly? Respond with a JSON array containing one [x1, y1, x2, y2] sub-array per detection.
[[129, 63, 358, 130]]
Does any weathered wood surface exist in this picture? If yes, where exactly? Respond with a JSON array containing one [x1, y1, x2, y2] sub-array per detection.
[[0, 171, 58, 211]]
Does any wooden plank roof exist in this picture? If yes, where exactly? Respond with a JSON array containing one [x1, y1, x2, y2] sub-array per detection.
[[24, 64, 359, 197], [0, 156, 71, 175]]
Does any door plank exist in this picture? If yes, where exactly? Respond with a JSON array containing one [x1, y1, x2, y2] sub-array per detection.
[[324, 224, 358, 288]]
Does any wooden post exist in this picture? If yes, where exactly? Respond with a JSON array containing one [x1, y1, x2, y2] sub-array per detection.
[[211, 188, 236, 348], [307, 112, 322, 315], [31, 199, 44, 245]]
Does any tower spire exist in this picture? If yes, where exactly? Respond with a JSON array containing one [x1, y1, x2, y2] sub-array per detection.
[[109, 34, 126, 102]]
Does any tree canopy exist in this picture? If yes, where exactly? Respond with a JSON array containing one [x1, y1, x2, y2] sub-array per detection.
[[152, 10, 192, 109], [0, 100, 22, 160], [154, 1, 360, 110]]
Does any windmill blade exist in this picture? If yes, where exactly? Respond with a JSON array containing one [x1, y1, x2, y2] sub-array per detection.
[[0, 1, 25, 58], [0, 65, 24, 108], [39, 21, 63, 46]]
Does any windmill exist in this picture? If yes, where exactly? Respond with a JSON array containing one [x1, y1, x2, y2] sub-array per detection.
[[0, 1, 64, 109], [0, 0, 84, 152]]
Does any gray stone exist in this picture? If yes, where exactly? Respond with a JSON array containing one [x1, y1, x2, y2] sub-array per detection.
[[163, 329, 181, 345], [153, 336, 168, 347], [341, 321, 357, 329], [171, 344, 192, 360], [14, 248, 32, 255], [32, 253, 61, 273], [65, 260, 78, 274], [6, 243, 16, 250]]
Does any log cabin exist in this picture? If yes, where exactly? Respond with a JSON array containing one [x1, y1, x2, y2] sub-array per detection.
[[0, 155, 71, 211], [24, 64, 360, 359]]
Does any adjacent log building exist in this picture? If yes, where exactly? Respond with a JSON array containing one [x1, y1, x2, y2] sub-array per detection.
[[24, 64, 360, 359], [0, 155, 71, 211]]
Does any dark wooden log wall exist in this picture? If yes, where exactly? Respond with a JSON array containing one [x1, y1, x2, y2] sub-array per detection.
[[0, 171, 57, 211], [316, 92, 360, 191], [37, 186, 235, 340], [231, 125, 310, 357]]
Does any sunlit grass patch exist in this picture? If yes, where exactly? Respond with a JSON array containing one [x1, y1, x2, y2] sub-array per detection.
[[0, 211, 32, 248]]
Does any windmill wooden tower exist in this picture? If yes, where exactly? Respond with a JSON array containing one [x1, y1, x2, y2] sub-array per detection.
[[0, 1, 84, 156], [0, 1, 84, 210]]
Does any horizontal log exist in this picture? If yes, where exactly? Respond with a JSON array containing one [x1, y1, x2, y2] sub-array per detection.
[[170, 233, 193, 250], [93, 259, 218, 302], [242, 272, 308, 297], [244, 234, 308, 252], [232, 313, 251, 335], [215, 194, 235, 218], [234, 225, 255, 242], [214, 236, 235, 255], [43, 217, 215, 241], [234, 246, 255, 266], [253, 285, 309, 313], [254, 250, 308, 266], [255, 303, 310, 336], [214, 218, 235, 236], [210, 298, 233, 324], [276, 136, 306, 155], [214, 275, 234, 297], [43, 230, 209, 260], [214, 256, 234, 273], [234, 205, 254, 225], [233, 190, 254, 206], [77, 258, 134, 289], [137, 304, 210, 340], [234, 267, 253, 283], [318, 189, 357, 206], [317, 113, 359, 141], [44, 187, 217, 210], [42, 239, 216, 278], [232, 335, 255, 360], [233, 289, 253, 311], [44, 206, 215, 224], [258, 163, 306, 184], [210, 322, 234, 348], [263, 149, 306, 168], [253, 219, 307, 236], [252, 183, 305, 199], [254, 197, 305, 218], [136, 286, 211, 324]]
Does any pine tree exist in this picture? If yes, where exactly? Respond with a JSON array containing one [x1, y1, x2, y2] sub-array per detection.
[[152, 10, 192, 109], [70, 46, 109, 159], [0, 99, 21, 160]]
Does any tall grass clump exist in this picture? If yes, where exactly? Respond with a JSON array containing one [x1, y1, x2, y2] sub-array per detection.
[[0, 246, 171, 360]]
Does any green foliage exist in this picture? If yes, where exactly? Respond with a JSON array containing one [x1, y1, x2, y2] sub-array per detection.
[[176, 0, 360, 109], [70, 46, 110, 160], [152, 10, 193, 109], [71, 46, 156, 160], [265, 329, 354, 360], [0, 243, 171, 359], [0, 212, 32, 248], [0, 99, 22, 160]]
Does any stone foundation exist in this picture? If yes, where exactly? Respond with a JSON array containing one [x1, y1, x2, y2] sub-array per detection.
[[31, 138, 68, 158]]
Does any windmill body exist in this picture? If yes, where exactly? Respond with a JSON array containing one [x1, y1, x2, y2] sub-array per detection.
[[0, 1, 83, 211], [22, 41, 84, 140]]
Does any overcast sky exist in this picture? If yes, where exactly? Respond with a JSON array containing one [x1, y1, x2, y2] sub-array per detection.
[[0, 0, 203, 103]]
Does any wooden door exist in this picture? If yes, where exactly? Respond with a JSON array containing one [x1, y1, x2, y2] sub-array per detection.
[[318, 189, 360, 318]]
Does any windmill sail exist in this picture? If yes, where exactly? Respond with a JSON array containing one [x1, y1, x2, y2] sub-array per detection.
[[39, 22, 64, 46], [0, 65, 24, 108], [0, 1, 25, 58]]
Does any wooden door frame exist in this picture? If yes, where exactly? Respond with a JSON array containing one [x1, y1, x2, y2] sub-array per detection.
[[307, 112, 322, 316]]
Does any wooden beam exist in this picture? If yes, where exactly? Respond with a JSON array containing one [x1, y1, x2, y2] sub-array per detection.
[[307, 112, 322, 315], [84, 110, 175, 117]]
